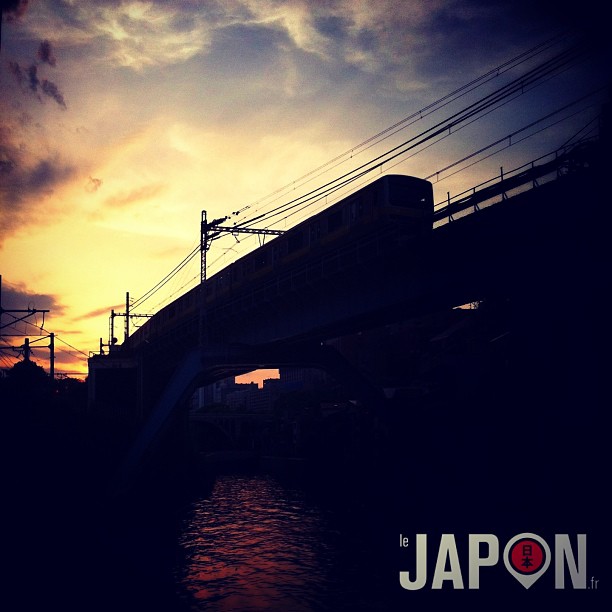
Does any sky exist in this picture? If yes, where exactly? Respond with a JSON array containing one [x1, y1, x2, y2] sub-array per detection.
[[0, 0, 609, 380]]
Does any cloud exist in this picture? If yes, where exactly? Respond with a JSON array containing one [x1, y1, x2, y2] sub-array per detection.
[[37, 39, 56, 66], [0, 280, 66, 327], [1, 0, 29, 20], [10, 0, 602, 92], [0, 281, 88, 370], [103, 182, 166, 209], [86, 176, 103, 193], [26, 63, 38, 90], [0, 121, 76, 244], [48, 350, 88, 372], [75, 304, 124, 321], [25, 0, 218, 71], [0, 1, 472, 104], [8, 62, 67, 107], [27, 158, 73, 190], [7, 60, 24, 85], [6, 37, 67, 108], [6, 1, 376, 75], [40, 78, 66, 107]]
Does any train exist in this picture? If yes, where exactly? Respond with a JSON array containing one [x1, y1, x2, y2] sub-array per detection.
[[126, 174, 434, 351]]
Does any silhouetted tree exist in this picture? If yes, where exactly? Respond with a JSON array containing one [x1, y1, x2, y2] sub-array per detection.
[[1, 359, 51, 419]]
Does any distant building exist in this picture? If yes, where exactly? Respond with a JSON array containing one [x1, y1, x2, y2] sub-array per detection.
[[279, 367, 329, 390], [87, 352, 138, 423], [226, 382, 258, 411], [192, 367, 334, 414]]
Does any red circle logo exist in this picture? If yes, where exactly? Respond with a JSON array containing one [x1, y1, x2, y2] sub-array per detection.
[[508, 537, 546, 574]]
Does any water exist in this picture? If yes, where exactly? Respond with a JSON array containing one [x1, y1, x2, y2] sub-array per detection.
[[173, 472, 393, 611], [8, 391, 604, 611]]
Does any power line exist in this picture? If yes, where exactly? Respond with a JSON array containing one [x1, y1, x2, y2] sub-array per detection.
[[0, 310, 88, 360], [55, 335, 89, 359], [125, 34, 596, 313], [233, 40, 590, 232], [423, 89, 606, 182], [131, 244, 201, 310], [230, 32, 573, 221]]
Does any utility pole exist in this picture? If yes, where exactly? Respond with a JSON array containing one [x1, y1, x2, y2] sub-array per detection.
[[49, 332, 55, 380], [0, 275, 50, 334], [0, 274, 53, 373], [125, 291, 130, 343], [7, 334, 55, 378], [200, 210, 285, 282], [109, 309, 117, 349], [106, 293, 151, 349]]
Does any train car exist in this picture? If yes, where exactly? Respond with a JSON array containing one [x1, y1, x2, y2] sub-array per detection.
[[127, 173, 433, 350], [204, 174, 432, 301]]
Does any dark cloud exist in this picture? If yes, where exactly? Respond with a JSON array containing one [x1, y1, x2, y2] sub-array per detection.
[[5, 34, 66, 108], [313, 14, 350, 41], [0, 0, 29, 20], [0, 154, 75, 203], [37, 40, 56, 66], [41, 79, 66, 107], [0, 123, 21, 181], [383, 0, 603, 92], [0, 123, 76, 245], [0, 158, 14, 174], [26, 158, 72, 190], [86, 176, 102, 193], [8, 60, 23, 85], [26, 63, 38, 91], [0, 281, 65, 320], [0, 281, 82, 371], [7, 60, 67, 108]]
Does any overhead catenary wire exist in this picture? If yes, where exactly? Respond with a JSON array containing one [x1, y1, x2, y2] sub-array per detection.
[[222, 43, 588, 242], [422, 90, 606, 182], [229, 41, 588, 236], [230, 32, 574, 221], [0, 312, 89, 359], [253, 88, 605, 234], [128, 34, 597, 313], [131, 243, 201, 310]]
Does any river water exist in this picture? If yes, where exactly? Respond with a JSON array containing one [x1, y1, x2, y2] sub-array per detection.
[[172, 471, 396, 611], [9, 446, 605, 612], [8, 394, 605, 611]]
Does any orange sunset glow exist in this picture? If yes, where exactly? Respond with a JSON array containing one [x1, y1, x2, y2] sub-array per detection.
[[1, 1, 607, 381], [2, 3, 608, 611]]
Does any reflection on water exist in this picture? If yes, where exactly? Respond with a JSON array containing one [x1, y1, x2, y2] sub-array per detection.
[[177, 474, 334, 610], [175, 473, 384, 611]]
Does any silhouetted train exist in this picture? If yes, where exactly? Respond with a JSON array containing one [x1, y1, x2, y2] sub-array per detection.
[[126, 174, 435, 350]]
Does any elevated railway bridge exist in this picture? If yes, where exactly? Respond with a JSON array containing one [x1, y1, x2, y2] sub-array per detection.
[[88, 139, 609, 491]]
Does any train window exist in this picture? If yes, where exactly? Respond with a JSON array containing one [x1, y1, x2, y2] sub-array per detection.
[[389, 180, 433, 209], [348, 196, 363, 223], [255, 249, 269, 268], [328, 209, 343, 232], [273, 242, 284, 262], [287, 231, 304, 253], [309, 223, 321, 245], [242, 259, 253, 277], [362, 187, 377, 210]]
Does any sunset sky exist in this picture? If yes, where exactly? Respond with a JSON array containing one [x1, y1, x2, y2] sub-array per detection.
[[0, 0, 607, 379]]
